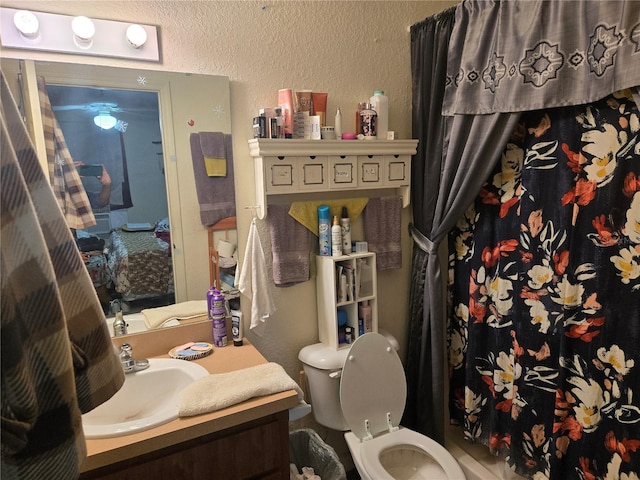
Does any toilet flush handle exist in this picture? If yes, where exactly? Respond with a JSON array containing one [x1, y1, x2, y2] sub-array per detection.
[[329, 370, 342, 379]]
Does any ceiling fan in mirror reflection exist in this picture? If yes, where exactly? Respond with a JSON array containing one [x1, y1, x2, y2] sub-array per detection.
[[53, 102, 128, 132]]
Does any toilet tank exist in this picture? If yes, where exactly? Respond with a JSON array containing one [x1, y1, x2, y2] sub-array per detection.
[[298, 330, 399, 432], [299, 343, 350, 431]]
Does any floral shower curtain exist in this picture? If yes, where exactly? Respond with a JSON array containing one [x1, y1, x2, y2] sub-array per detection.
[[448, 91, 640, 478], [407, 0, 640, 468]]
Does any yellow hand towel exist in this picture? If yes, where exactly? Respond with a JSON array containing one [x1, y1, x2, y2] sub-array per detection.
[[141, 300, 208, 329], [204, 156, 227, 176], [289, 198, 369, 235]]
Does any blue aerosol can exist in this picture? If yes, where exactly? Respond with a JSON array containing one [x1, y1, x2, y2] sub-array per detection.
[[207, 286, 227, 347], [318, 205, 331, 256]]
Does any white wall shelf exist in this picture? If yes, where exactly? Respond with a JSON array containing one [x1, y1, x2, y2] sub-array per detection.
[[248, 139, 418, 219], [316, 252, 378, 350]]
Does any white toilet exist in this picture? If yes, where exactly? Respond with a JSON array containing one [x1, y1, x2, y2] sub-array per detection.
[[299, 332, 466, 480]]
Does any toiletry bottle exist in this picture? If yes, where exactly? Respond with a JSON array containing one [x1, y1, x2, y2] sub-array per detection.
[[318, 205, 331, 256], [278, 89, 294, 138], [334, 107, 342, 139], [113, 310, 127, 336], [359, 300, 373, 333], [339, 272, 348, 302], [359, 103, 377, 140], [340, 206, 351, 254], [274, 106, 284, 138], [369, 90, 388, 139], [252, 115, 267, 139], [337, 308, 348, 327], [355, 102, 367, 139], [229, 298, 243, 347], [331, 215, 343, 256], [208, 286, 227, 347]]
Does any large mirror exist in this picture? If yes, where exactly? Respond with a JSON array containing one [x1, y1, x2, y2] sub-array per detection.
[[1, 58, 234, 334]]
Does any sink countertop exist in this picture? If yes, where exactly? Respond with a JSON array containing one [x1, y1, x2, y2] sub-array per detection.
[[81, 320, 300, 473]]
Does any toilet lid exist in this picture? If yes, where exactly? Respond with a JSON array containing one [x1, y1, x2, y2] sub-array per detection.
[[340, 333, 407, 441]]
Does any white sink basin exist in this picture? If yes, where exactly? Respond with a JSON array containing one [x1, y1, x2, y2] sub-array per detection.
[[82, 358, 208, 438]]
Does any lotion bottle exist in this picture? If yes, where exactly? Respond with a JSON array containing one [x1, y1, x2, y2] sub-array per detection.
[[359, 300, 373, 333], [369, 90, 388, 139], [334, 107, 342, 139], [331, 215, 343, 256]]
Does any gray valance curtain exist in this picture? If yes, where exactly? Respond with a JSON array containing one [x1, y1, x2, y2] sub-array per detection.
[[443, 0, 640, 115], [405, 0, 640, 447]]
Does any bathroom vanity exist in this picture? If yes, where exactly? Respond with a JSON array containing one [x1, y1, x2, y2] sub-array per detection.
[[80, 321, 300, 479]]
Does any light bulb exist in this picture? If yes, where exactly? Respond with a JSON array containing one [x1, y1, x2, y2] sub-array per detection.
[[72, 15, 95, 48], [126, 24, 147, 48], [13, 10, 39, 39], [93, 113, 117, 130]]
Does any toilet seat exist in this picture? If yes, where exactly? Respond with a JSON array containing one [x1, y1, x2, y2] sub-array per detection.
[[340, 333, 466, 479], [357, 428, 466, 479], [340, 333, 406, 440]]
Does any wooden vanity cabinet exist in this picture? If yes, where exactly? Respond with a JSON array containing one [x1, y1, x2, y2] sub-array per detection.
[[80, 410, 290, 479]]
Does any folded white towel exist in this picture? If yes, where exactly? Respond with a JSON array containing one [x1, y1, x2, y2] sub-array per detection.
[[179, 362, 304, 417], [141, 300, 208, 329]]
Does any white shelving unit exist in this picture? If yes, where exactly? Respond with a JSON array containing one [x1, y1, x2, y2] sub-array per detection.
[[316, 252, 378, 350], [248, 139, 418, 219]]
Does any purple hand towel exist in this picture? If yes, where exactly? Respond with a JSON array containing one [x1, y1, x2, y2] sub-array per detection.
[[199, 132, 226, 158], [268, 204, 311, 287], [363, 196, 402, 270], [190, 132, 236, 226]]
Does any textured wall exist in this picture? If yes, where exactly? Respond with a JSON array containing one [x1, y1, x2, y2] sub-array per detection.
[[2, 0, 457, 467]]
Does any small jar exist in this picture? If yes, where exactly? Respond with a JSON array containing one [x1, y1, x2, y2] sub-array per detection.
[[345, 327, 353, 344], [321, 126, 336, 140]]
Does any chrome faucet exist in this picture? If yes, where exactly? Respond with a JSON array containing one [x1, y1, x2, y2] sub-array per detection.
[[119, 343, 149, 374]]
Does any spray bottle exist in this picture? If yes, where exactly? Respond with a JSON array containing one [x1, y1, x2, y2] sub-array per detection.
[[208, 286, 227, 347], [340, 206, 351, 254], [318, 205, 331, 256], [331, 215, 343, 256]]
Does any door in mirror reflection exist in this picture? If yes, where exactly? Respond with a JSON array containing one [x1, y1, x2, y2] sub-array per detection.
[[48, 83, 174, 314]]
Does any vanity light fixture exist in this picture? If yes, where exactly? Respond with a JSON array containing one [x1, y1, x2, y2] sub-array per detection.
[[126, 24, 147, 48], [13, 10, 39, 39], [0, 7, 160, 62], [71, 15, 96, 48], [93, 112, 118, 130]]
